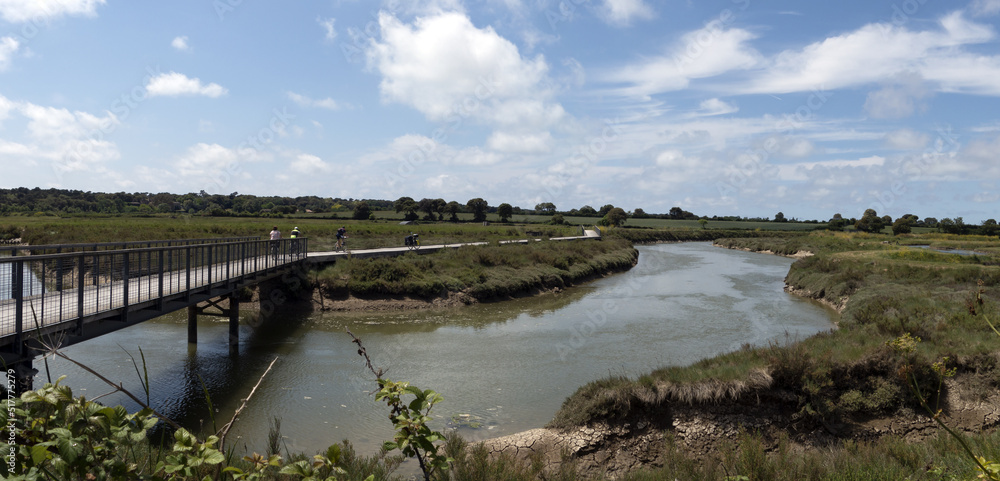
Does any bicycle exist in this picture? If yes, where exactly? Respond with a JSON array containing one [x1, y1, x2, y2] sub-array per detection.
[[335, 236, 349, 253], [404, 233, 420, 250]]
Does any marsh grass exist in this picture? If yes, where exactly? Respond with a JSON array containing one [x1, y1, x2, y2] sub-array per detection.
[[552, 232, 1000, 468], [315, 238, 639, 300]]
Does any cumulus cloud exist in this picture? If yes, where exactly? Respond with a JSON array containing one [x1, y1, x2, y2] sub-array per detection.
[[318, 17, 337, 41], [287, 91, 340, 110], [598, 0, 655, 26], [0, 95, 121, 179], [171, 36, 190, 51], [291, 153, 332, 173], [146, 72, 228, 98], [0, 36, 19, 70], [0, 0, 105, 23], [366, 11, 564, 130], [740, 12, 999, 95]]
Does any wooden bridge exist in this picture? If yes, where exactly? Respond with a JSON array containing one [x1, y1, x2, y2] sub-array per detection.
[[1, 227, 602, 393]]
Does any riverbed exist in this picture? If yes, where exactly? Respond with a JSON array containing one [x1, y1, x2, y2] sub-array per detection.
[[37, 242, 837, 457]]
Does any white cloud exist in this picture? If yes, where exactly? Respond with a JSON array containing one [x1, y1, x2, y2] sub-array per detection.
[[287, 92, 340, 110], [696, 98, 738, 116], [362, 134, 504, 168], [740, 12, 998, 95], [971, 0, 1000, 16], [318, 17, 337, 41], [778, 138, 815, 158], [290, 153, 332, 173], [884, 129, 930, 149], [598, 0, 654, 26], [171, 36, 190, 51], [367, 11, 564, 129], [0, 0, 105, 23], [0, 96, 120, 178], [486, 131, 551, 153], [606, 27, 761, 97], [0, 36, 19, 70], [146, 72, 228, 98]]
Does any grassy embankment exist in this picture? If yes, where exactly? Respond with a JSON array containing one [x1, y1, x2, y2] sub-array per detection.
[[313, 237, 638, 301], [538, 230, 1000, 479]]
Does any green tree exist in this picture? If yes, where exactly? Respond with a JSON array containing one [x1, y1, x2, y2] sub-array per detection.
[[855, 208, 885, 233], [394, 196, 418, 221], [353, 201, 372, 220], [578, 205, 598, 216], [551, 213, 565, 225], [632, 208, 648, 218], [534, 202, 556, 214], [982, 219, 999, 236], [497, 203, 513, 222], [466, 198, 488, 222], [602, 207, 628, 227], [774, 212, 787, 222], [598, 204, 616, 216], [418, 198, 445, 221], [444, 201, 461, 222], [892, 216, 914, 235]]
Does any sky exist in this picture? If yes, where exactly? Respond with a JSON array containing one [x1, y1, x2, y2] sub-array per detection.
[[1, 0, 999, 222]]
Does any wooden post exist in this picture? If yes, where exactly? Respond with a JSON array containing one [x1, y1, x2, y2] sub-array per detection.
[[228, 296, 239, 355], [187, 304, 198, 344]]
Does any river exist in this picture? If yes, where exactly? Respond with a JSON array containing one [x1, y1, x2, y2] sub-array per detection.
[[36, 242, 837, 458]]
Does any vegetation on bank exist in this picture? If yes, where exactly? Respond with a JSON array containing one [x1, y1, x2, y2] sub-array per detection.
[[544, 230, 1000, 477], [314, 238, 638, 301]]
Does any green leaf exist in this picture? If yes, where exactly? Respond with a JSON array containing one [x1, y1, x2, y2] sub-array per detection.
[[203, 448, 225, 465], [30, 444, 50, 465], [403, 385, 424, 398], [56, 437, 81, 464], [326, 444, 342, 465], [382, 441, 398, 451]]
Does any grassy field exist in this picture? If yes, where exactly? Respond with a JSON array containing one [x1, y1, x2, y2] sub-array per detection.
[[0, 215, 581, 251]]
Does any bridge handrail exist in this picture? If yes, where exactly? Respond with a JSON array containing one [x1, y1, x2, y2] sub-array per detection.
[[0, 237, 308, 349], [0, 236, 260, 257], [0, 237, 300, 264]]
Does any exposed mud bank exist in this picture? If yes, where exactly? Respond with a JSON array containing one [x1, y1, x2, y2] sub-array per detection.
[[481, 375, 1000, 479]]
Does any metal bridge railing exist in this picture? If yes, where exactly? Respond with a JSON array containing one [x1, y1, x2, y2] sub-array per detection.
[[0, 236, 260, 257], [0, 237, 307, 347]]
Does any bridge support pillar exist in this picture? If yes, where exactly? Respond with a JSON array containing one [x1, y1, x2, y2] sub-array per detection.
[[8, 357, 37, 395], [187, 305, 198, 344], [228, 297, 240, 355]]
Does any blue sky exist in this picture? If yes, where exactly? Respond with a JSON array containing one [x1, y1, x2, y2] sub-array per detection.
[[1, 0, 999, 221]]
